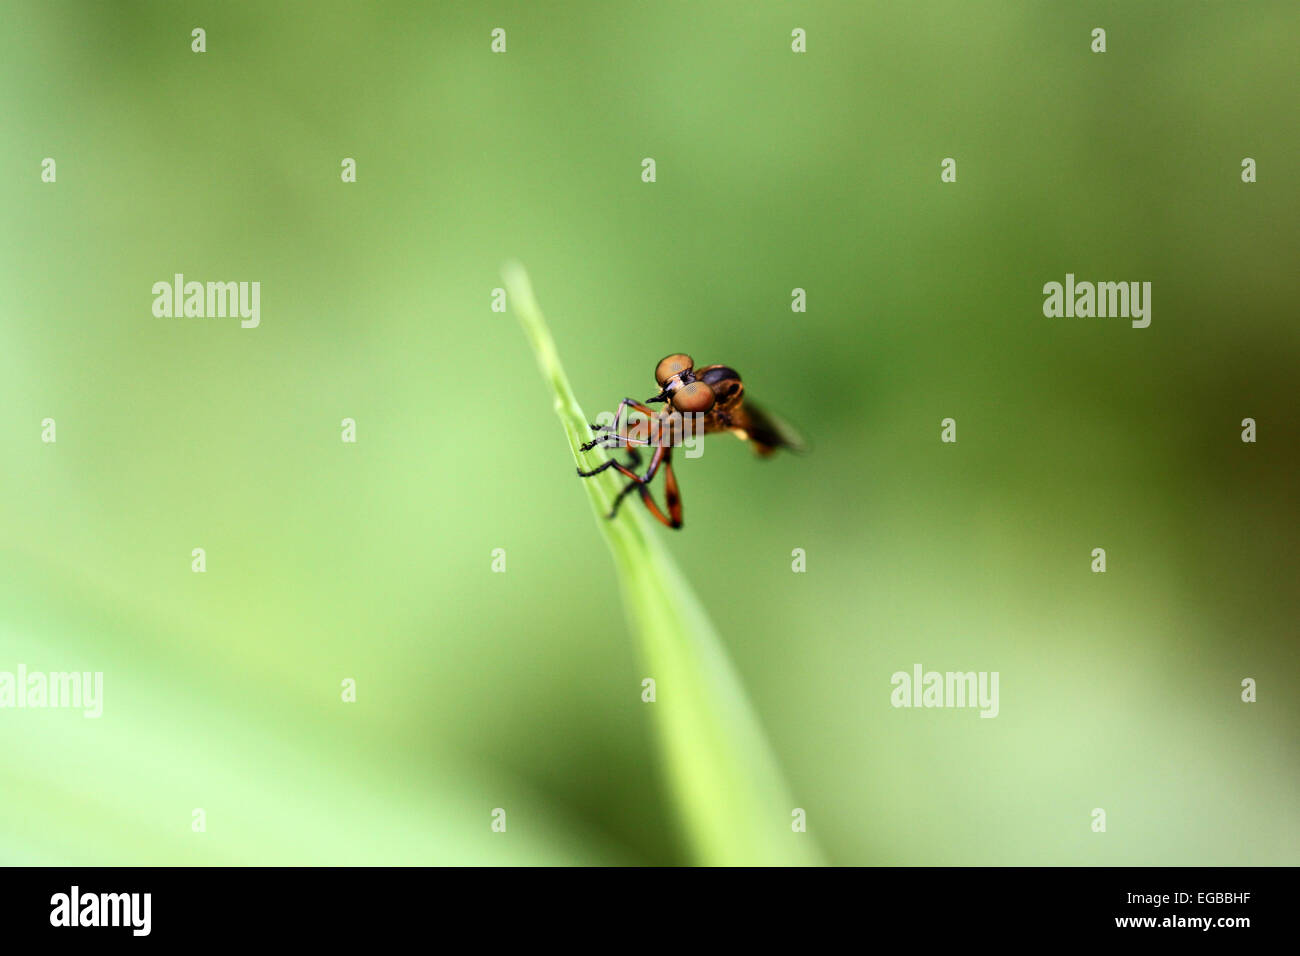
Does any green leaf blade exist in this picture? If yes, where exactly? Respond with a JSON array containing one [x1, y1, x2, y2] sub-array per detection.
[[505, 262, 821, 866]]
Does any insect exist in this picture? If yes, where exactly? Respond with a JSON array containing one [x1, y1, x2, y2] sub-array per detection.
[[577, 353, 804, 529]]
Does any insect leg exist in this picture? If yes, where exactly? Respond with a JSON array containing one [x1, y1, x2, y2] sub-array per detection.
[[604, 446, 666, 520], [635, 484, 678, 528], [582, 398, 660, 451], [608, 478, 640, 518], [632, 446, 680, 528], [578, 457, 642, 481], [576, 459, 619, 477], [661, 448, 683, 527], [609, 446, 682, 530], [581, 431, 656, 452], [575, 440, 644, 478]]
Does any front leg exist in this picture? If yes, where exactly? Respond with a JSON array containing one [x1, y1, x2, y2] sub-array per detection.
[[576, 444, 641, 478], [581, 397, 660, 451]]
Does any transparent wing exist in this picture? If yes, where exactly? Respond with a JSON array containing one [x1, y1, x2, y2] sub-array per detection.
[[740, 400, 808, 455]]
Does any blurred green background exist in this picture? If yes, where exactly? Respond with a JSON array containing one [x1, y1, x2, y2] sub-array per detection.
[[2, 1, 1297, 865]]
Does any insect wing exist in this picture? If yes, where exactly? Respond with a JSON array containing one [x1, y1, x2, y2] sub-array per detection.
[[740, 400, 807, 455]]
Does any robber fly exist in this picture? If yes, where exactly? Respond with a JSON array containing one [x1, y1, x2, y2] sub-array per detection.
[[577, 353, 804, 529]]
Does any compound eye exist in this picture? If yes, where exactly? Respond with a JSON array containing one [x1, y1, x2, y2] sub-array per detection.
[[655, 353, 694, 386], [671, 380, 715, 413]]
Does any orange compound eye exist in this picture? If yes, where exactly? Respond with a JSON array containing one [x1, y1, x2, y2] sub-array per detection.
[[671, 380, 715, 413], [655, 353, 694, 386]]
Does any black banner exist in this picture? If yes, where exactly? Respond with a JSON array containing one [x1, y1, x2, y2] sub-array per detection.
[[0, 866, 1285, 941]]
